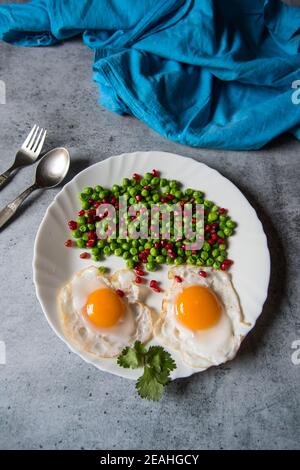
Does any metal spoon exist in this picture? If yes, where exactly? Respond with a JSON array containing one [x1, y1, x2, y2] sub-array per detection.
[[0, 148, 70, 229]]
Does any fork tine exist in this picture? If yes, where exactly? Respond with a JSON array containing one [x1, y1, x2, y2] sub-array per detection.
[[34, 129, 47, 156], [32, 127, 44, 153], [28, 125, 40, 150], [22, 124, 37, 148]]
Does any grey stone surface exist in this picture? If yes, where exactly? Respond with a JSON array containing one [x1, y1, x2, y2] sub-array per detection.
[[0, 34, 300, 450]]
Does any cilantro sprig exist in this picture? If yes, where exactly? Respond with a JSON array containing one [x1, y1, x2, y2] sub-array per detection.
[[117, 341, 176, 401]]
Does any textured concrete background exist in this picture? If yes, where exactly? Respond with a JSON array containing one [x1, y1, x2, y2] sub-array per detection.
[[0, 2, 300, 451]]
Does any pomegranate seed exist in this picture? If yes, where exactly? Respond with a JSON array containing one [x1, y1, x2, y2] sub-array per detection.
[[180, 201, 185, 207], [219, 208, 226, 215], [86, 239, 96, 248], [175, 275, 182, 283], [221, 263, 227, 271], [87, 217, 94, 224], [168, 252, 175, 259], [166, 194, 173, 200], [68, 220, 77, 230], [165, 243, 172, 250], [199, 270, 207, 278], [143, 185, 151, 190], [211, 223, 218, 230], [211, 233, 217, 241], [223, 259, 233, 266], [208, 239, 214, 245], [130, 216, 136, 221], [135, 194, 142, 202], [144, 249, 150, 255], [205, 224, 211, 232], [192, 250, 197, 255], [88, 198, 94, 205], [152, 169, 160, 177], [149, 280, 158, 288], [135, 268, 146, 277], [88, 231, 95, 239], [133, 173, 141, 181], [116, 289, 125, 298], [135, 276, 143, 284], [78, 210, 85, 216], [80, 252, 89, 259], [160, 240, 166, 246], [88, 209, 96, 216], [152, 286, 161, 293], [160, 197, 166, 203], [181, 244, 186, 249], [217, 238, 224, 244], [154, 242, 160, 249], [110, 197, 116, 204], [94, 202, 100, 208], [65, 239, 73, 248]]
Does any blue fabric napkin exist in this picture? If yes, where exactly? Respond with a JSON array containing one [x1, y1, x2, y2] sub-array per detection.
[[1, 0, 300, 150]]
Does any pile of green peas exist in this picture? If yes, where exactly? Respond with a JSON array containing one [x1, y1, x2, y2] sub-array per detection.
[[66, 170, 236, 272]]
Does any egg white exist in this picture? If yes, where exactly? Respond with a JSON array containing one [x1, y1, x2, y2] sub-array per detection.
[[58, 266, 153, 358]]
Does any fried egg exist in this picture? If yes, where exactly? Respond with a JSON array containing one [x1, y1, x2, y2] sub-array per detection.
[[58, 266, 153, 358], [154, 266, 247, 369]]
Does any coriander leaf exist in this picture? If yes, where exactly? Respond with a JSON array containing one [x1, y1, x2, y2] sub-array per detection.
[[136, 367, 164, 401], [146, 346, 176, 374], [117, 341, 146, 369]]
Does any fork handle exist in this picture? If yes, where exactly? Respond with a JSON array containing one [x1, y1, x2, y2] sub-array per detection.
[[0, 184, 37, 229], [0, 165, 16, 190]]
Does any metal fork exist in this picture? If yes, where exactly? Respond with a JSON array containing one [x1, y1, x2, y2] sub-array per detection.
[[0, 125, 47, 190]]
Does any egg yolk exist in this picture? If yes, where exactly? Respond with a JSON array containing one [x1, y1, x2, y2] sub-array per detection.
[[176, 285, 222, 330], [83, 288, 125, 328]]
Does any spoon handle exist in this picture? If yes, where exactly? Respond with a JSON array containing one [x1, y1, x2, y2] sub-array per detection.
[[0, 184, 37, 229]]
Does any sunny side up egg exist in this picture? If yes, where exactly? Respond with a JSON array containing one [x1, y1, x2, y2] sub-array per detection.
[[58, 267, 153, 358], [154, 266, 248, 369]]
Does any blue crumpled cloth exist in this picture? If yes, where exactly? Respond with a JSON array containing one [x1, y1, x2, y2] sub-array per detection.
[[1, 0, 300, 150]]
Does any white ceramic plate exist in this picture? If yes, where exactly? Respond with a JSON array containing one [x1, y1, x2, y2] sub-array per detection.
[[33, 151, 270, 380]]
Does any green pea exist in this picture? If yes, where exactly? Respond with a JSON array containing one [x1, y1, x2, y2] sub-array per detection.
[[141, 189, 148, 197], [193, 190, 203, 198], [122, 251, 130, 260], [99, 191, 106, 199], [224, 227, 233, 237], [204, 200, 213, 208], [132, 255, 139, 263], [163, 185, 170, 194], [71, 229, 81, 238], [82, 201, 90, 210], [152, 193, 160, 203], [122, 242, 130, 251], [160, 178, 168, 187], [219, 244, 226, 251], [122, 178, 130, 187], [129, 197, 135, 205], [207, 212, 218, 222], [161, 247, 168, 256], [131, 239, 139, 247], [145, 172, 152, 181], [97, 239, 105, 249], [217, 230, 225, 238], [94, 185, 103, 193], [206, 258, 214, 266], [88, 223, 95, 230], [201, 251, 208, 260], [103, 246, 111, 256], [166, 256, 174, 265], [177, 247, 184, 256], [212, 249, 219, 258], [185, 188, 194, 196], [226, 220, 236, 229], [92, 255, 102, 261], [217, 255, 225, 263], [130, 247, 138, 255], [219, 222, 226, 230], [156, 255, 165, 264], [175, 191, 182, 199], [83, 187, 93, 195], [114, 248, 122, 256], [147, 254, 154, 262], [211, 205, 219, 212], [110, 242, 117, 251], [98, 266, 107, 274], [82, 233, 89, 241], [146, 261, 156, 271], [91, 193, 99, 201], [150, 247, 158, 256], [219, 215, 227, 222], [213, 261, 221, 270], [187, 257, 196, 265], [144, 242, 152, 250], [80, 192, 88, 201], [195, 197, 204, 204], [77, 216, 86, 225], [203, 241, 211, 252], [91, 247, 99, 256], [170, 180, 179, 189], [76, 239, 85, 248], [126, 259, 135, 269], [174, 257, 184, 265], [196, 259, 204, 266]]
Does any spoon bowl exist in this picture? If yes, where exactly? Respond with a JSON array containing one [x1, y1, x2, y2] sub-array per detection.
[[36, 148, 70, 188]]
